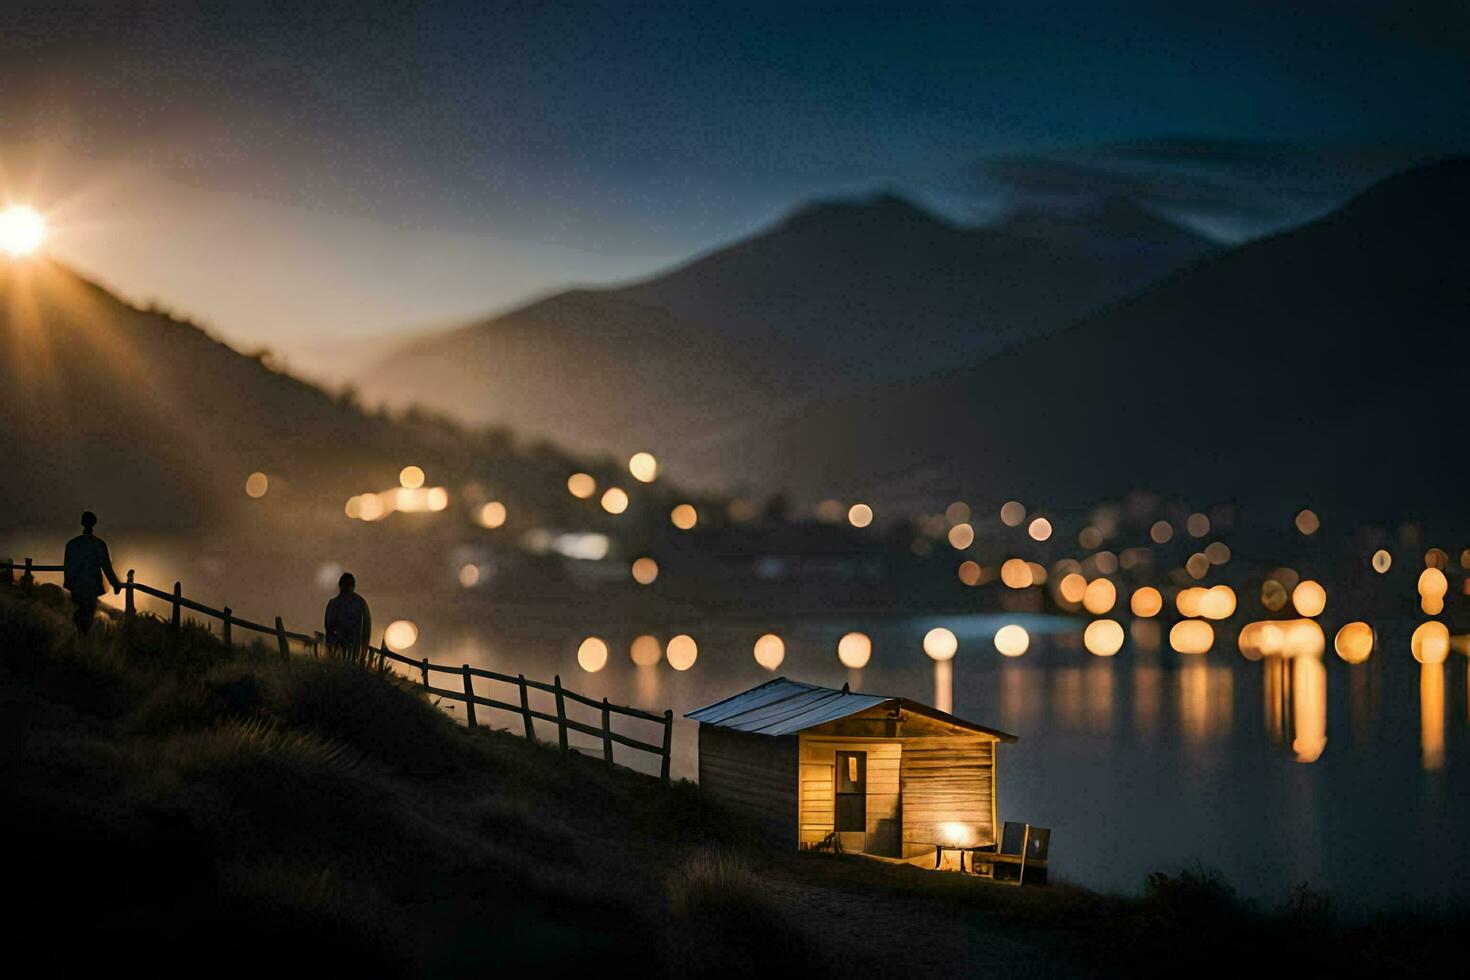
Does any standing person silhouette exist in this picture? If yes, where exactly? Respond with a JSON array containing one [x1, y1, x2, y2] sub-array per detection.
[[63, 511, 122, 636], [324, 571, 372, 656]]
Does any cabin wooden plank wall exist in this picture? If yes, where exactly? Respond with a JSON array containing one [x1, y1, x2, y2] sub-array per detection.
[[698, 725, 798, 843], [798, 736, 902, 856], [900, 735, 995, 858]]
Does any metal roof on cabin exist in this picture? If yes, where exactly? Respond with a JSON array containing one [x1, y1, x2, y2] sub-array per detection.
[[685, 677, 1018, 740]]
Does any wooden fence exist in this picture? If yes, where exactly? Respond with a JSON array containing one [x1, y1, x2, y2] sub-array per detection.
[[2, 557, 674, 782]]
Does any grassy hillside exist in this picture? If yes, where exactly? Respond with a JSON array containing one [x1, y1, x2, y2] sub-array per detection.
[[1, 581, 1462, 977]]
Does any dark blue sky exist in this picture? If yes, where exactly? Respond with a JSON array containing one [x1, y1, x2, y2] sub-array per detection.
[[2, 1, 1466, 355]]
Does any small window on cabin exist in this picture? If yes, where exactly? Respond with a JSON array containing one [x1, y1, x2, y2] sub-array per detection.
[[846, 755, 859, 784]]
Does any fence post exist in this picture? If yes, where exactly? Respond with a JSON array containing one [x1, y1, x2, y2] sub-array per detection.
[[660, 709, 673, 784], [2, 559, 11, 584], [274, 616, 289, 660], [124, 570, 135, 618], [553, 674, 568, 754], [170, 581, 182, 629], [601, 698, 613, 764], [518, 674, 535, 740], [420, 658, 431, 691], [23, 557, 34, 585], [221, 607, 232, 648], [462, 665, 478, 729]]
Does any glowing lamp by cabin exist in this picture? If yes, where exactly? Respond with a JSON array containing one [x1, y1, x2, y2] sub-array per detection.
[[838, 632, 872, 668], [666, 634, 698, 670], [923, 627, 958, 661], [1334, 622, 1374, 664]]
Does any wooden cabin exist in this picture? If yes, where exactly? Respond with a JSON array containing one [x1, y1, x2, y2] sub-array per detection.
[[686, 677, 1018, 858]]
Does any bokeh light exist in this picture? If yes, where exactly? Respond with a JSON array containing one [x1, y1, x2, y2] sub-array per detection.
[[957, 561, 982, 586], [577, 637, 609, 672], [753, 634, 785, 670], [631, 557, 659, 585], [245, 472, 269, 498], [1418, 567, 1448, 615], [837, 632, 872, 668], [630, 635, 662, 666], [1292, 580, 1327, 617], [1027, 517, 1052, 542], [671, 503, 698, 530], [384, 620, 418, 650], [1000, 558, 1033, 589], [628, 451, 658, 483], [923, 627, 958, 661], [399, 465, 426, 490], [567, 473, 597, 499], [1371, 549, 1392, 573], [457, 564, 480, 588], [945, 501, 971, 525], [478, 501, 507, 528], [1334, 622, 1374, 664], [0, 205, 47, 257], [994, 624, 1029, 657], [848, 503, 874, 528], [600, 487, 629, 514], [1294, 509, 1320, 535], [1084, 619, 1124, 656], [1150, 520, 1173, 544], [1130, 586, 1163, 617], [1082, 578, 1116, 615], [1186, 513, 1210, 538], [1411, 622, 1449, 665], [666, 634, 698, 670], [1060, 573, 1087, 604], [1000, 501, 1026, 527], [1169, 620, 1213, 654], [948, 523, 975, 550]]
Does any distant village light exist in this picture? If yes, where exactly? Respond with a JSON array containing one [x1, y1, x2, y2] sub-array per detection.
[[666, 634, 698, 670], [384, 620, 418, 650], [629, 451, 658, 483], [837, 632, 872, 668], [993, 624, 1029, 657], [753, 633, 785, 670], [923, 627, 958, 661], [577, 637, 609, 672]]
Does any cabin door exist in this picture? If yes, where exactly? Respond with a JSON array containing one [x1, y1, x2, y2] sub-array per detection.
[[834, 751, 867, 851]]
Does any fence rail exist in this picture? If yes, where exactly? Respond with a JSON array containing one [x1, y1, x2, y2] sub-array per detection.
[[2, 557, 673, 782]]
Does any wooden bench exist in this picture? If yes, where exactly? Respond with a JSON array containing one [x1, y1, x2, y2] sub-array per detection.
[[970, 822, 1051, 884]]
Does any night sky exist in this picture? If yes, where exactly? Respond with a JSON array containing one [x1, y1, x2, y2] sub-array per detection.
[[3, 1, 1466, 362]]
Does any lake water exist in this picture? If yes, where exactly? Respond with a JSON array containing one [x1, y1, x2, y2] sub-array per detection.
[[7, 530, 1467, 910]]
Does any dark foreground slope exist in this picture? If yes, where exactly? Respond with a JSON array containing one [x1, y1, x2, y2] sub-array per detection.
[[756, 158, 1470, 523], [2, 582, 1462, 977]]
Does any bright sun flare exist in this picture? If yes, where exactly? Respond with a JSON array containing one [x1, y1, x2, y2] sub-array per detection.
[[0, 205, 48, 257]]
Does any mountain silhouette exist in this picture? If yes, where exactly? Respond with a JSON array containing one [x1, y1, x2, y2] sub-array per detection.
[[747, 158, 1470, 527], [359, 192, 1216, 487]]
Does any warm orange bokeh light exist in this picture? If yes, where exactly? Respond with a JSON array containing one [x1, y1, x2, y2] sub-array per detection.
[[753, 634, 785, 670], [923, 627, 958, 661], [1082, 578, 1116, 615], [1169, 619, 1213, 654], [994, 624, 1029, 657], [1334, 622, 1374, 664], [670, 503, 698, 530], [567, 472, 597, 499], [631, 557, 659, 585], [837, 631, 872, 668], [1084, 619, 1124, 656], [577, 636, 609, 672], [1130, 586, 1163, 617], [666, 634, 698, 670]]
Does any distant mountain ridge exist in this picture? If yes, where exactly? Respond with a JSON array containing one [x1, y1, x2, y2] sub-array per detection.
[[359, 191, 1219, 487], [743, 157, 1470, 526]]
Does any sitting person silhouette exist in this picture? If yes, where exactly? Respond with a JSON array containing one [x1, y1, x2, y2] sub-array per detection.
[[63, 511, 122, 636], [324, 571, 372, 655]]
